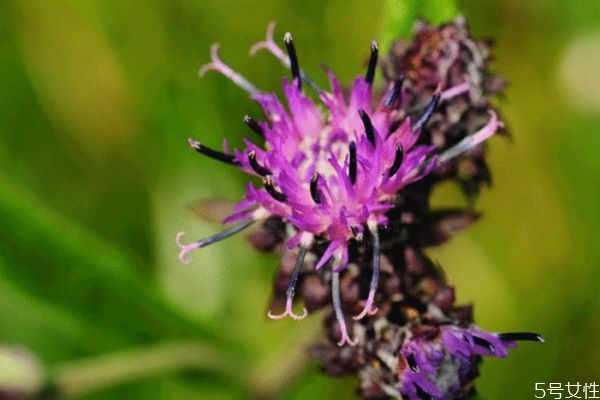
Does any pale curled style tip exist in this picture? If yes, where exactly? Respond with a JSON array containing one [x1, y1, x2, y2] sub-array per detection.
[[176, 220, 255, 265], [199, 43, 260, 96], [176, 232, 197, 265], [249, 21, 282, 57], [353, 223, 380, 320], [332, 271, 358, 346], [267, 298, 308, 320], [250, 22, 320, 92], [267, 246, 308, 320]]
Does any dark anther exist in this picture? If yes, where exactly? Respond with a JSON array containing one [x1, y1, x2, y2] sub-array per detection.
[[388, 144, 404, 177], [264, 177, 288, 202], [498, 332, 545, 343], [384, 75, 405, 107], [365, 41, 378, 85], [349, 141, 357, 184], [243, 115, 264, 137], [415, 384, 436, 400], [412, 92, 441, 132], [351, 226, 359, 236], [406, 353, 419, 373], [284, 32, 301, 90], [188, 139, 240, 166], [473, 336, 496, 354], [358, 109, 376, 146], [248, 151, 272, 176], [310, 174, 321, 204]]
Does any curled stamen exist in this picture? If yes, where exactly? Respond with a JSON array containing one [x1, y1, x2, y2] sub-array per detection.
[[267, 246, 308, 320], [284, 32, 301, 90], [199, 44, 260, 96], [412, 91, 441, 132], [388, 144, 404, 177], [176, 219, 254, 265], [250, 22, 321, 92], [384, 75, 404, 107], [438, 110, 502, 164], [353, 223, 380, 320], [248, 151, 272, 176], [498, 332, 545, 343], [310, 174, 321, 204], [332, 270, 358, 346], [348, 141, 357, 184], [264, 175, 288, 202], [188, 138, 240, 166], [243, 115, 264, 137], [358, 109, 376, 146], [365, 40, 378, 85]]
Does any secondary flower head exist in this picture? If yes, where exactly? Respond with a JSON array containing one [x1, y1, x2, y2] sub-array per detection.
[[177, 23, 501, 345], [316, 314, 543, 400], [311, 248, 544, 399], [383, 16, 507, 200]]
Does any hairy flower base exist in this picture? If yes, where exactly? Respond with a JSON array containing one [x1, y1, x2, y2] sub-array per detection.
[[178, 23, 502, 346]]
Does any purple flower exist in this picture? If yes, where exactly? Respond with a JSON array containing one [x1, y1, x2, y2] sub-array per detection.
[[396, 327, 543, 400], [383, 16, 507, 201], [307, 242, 544, 399], [177, 23, 502, 346]]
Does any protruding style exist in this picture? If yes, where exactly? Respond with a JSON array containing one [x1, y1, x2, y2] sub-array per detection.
[[388, 144, 404, 177], [365, 41, 378, 85], [176, 219, 254, 265], [332, 268, 357, 346], [268, 246, 309, 320], [188, 138, 240, 166], [412, 91, 441, 132], [348, 142, 357, 184], [384, 75, 404, 107], [353, 222, 380, 320], [284, 32, 301, 90], [310, 174, 321, 204], [244, 115, 264, 137], [358, 109, 376, 146], [248, 151, 272, 176]]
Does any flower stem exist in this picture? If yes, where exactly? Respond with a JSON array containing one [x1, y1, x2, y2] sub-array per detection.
[[49, 340, 240, 398]]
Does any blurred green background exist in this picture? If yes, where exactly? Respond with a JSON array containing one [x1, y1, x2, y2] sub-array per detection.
[[0, 0, 598, 398]]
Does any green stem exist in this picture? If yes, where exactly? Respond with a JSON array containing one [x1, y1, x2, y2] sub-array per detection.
[[50, 340, 240, 398]]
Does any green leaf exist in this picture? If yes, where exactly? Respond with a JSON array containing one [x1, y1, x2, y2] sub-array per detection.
[[0, 178, 237, 350], [0, 274, 128, 363]]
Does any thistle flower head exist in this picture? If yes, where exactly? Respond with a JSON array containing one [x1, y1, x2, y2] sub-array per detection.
[[352, 320, 542, 400], [311, 248, 543, 399], [383, 16, 507, 199], [178, 23, 501, 345]]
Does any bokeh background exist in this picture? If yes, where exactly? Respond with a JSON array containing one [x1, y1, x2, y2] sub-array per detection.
[[1, 0, 599, 398]]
